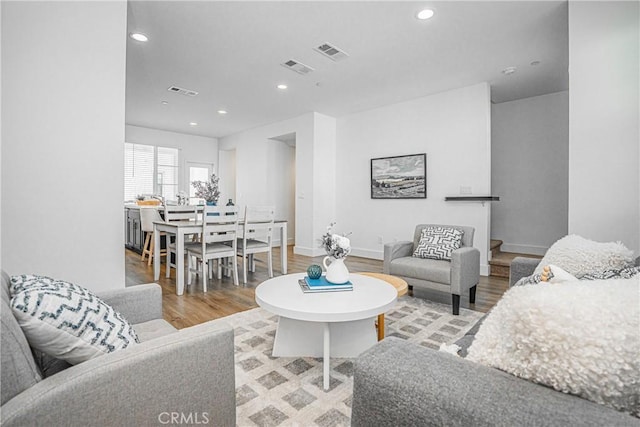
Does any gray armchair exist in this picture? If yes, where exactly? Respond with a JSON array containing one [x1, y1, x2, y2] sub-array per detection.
[[383, 224, 480, 315], [1, 272, 236, 427]]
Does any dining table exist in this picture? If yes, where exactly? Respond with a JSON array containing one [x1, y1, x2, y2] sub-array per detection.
[[153, 219, 288, 295]]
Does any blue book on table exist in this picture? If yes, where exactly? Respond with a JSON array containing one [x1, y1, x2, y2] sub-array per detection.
[[304, 275, 352, 290]]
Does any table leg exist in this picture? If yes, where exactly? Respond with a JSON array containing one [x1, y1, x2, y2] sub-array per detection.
[[153, 224, 161, 281], [176, 230, 185, 295], [280, 223, 288, 274], [377, 314, 385, 341], [323, 322, 330, 391]]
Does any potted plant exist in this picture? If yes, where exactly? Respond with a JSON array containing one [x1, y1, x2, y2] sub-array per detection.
[[191, 174, 220, 206]]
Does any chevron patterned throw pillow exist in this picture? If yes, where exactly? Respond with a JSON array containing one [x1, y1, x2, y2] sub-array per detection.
[[413, 226, 464, 261], [10, 275, 140, 365]]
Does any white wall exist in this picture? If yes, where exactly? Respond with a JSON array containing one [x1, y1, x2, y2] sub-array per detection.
[[492, 91, 569, 255], [1, 1, 127, 291], [568, 1, 640, 254], [336, 83, 493, 274], [219, 114, 318, 246], [125, 124, 218, 196]]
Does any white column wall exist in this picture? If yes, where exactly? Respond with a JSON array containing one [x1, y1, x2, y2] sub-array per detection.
[[1, 1, 127, 291], [568, 1, 640, 254], [491, 91, 569, 255]]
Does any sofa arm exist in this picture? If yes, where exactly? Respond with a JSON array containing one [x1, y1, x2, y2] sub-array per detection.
[[509, 257, 540, 287], [98, 283, 163, 324], [1, 321, 236, 427], [450, 247, 480, 294], [352, 338, 638, 427], [383, 241, 413, 273]]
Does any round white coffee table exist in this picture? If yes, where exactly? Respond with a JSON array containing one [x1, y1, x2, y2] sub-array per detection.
[[255, 273, 397, 390]]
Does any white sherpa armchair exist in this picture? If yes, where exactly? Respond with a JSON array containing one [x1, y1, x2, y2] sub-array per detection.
[[383, 224, 480, 315]]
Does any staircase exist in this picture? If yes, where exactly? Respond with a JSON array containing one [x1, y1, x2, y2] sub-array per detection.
[[489, 240, 542, 279]]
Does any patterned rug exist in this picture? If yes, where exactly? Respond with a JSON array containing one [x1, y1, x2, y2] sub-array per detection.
[[223, 295, 484, 427]]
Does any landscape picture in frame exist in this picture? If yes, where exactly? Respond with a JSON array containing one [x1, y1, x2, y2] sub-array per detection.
[[371, 153, 427, 199]]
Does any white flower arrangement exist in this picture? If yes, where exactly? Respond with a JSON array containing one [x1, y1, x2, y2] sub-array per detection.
[[191, 174, 220, 203], [321, 222, 352, 259]]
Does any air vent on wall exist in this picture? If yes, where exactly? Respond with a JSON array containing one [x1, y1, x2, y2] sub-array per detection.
[[313, 42, 349, 62], [167, 86, 199, 97], [280, 59, 315, 75]]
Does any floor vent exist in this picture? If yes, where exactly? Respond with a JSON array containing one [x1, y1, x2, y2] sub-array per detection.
[[313, 42, 349, 62], [167, 86, 198, 97], [281, 59, 314, 75]]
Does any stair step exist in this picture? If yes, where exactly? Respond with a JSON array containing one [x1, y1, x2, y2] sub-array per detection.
[[489, 251, 543, 278], [490, 239, 503, 251]]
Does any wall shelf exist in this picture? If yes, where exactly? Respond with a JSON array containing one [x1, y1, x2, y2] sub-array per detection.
[[444, 196, 500, 202]]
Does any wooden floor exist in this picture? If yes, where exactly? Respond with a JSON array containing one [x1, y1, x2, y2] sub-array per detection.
[[125, 246, 510, 329]]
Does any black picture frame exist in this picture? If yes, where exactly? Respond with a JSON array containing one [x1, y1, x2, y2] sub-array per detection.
[[370, 153, 427, 199]]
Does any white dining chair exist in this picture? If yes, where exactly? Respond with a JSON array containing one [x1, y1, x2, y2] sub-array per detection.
[[140, 207, 166, 266], [163, 205, 199, 278], [187, 205, 239, 290], [237, 206, 275, 284]]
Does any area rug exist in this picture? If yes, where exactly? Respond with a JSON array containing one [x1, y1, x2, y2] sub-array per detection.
[[223, 296, 484, 427]]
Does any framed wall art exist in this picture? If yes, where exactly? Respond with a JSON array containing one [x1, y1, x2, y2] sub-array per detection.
[[370, 153, 426, 199]]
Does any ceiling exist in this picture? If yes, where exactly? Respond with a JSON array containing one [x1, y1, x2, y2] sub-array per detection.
[[125, 1, 568, 139]]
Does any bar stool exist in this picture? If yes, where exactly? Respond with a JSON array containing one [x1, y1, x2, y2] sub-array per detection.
[[140, 207, 167, 266]]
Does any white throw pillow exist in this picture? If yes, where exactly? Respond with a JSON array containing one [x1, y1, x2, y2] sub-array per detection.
[[467, 278, 640, 417], [10, 275, 140, 365], [534, 235, 634, 278], [413, 226, 463, 261]]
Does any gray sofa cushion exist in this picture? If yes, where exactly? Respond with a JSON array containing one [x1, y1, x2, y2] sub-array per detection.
[[1, 272, 42, 405], [389, 256, 451, 284], [134, 319, 178, 342]]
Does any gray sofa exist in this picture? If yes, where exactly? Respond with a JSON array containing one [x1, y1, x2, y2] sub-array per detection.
[[384, 224, 480, 315], [352, 257, 640, 426], [1, 272, 236, 427]]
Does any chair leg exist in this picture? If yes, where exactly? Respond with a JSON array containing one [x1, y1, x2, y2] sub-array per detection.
[[242, 254, 248, 284], [141, 233, 151, 262], [232, 255, 239, 286], [202, 259, 208, 292], [267, 249, 273, 278], [147, 233, 155, 266], [452, 294, 460, 315], [166, 249, 172, 278], [469, 285, 477, 304], [187, 253, 193, 285]]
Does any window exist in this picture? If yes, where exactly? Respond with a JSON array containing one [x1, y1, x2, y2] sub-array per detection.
[[124, 143, 179, 201]]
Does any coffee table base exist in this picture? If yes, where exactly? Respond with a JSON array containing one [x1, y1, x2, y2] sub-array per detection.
[[272, 316, 377, 390]]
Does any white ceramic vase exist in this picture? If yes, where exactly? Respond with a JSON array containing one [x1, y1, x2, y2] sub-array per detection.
[[322, 256, 350, 284]]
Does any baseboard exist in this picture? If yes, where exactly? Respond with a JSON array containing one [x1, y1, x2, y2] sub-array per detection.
[[293, 246, 325, 257], [500, 243, 548, 256], [349, 247, 383, 261], [272, 238, 295, 246], [480, 264, 489, 277]]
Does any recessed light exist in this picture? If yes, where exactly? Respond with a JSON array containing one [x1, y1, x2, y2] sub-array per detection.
[[416, 9, 435, 20], [217, 110, 227, 115], [189, 122, 198, 126], [129, 32, 148, 42], [277, 84, 288, 90], [501, 66, 517, 75], [530, 61, 541, 66], [161, 101, 168, 105]]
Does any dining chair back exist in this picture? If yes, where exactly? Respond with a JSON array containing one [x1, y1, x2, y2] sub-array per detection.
[[139, 208, 166, 266], [187, 205, 239, 290], [237, 206, 275, 284], [163, 205, 199, 277]]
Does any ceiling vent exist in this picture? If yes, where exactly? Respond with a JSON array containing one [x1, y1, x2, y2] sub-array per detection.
[[313, 43, 349, 62], [167, 86, 198, 97], [281, 59, 314, 75]]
